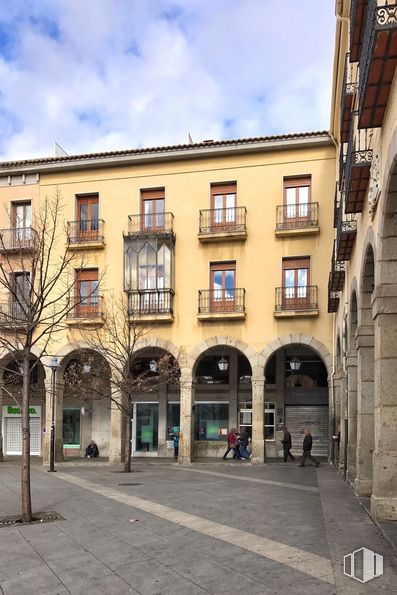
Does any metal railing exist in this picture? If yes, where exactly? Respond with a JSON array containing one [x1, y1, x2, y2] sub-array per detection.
[[0, 228, 36, 252], [358, 0, 397, 126], [199, 207, 246, 234], [127, 212, 174, 235], [344, 127, 373, 210], [66, 295, 102, 320], [276, 202, 318, 230], [67, 220, 104, 244], [128, 289, 174, 315], [328, 274, 340, 313], [275, 286, 318, 312], [198, 288, 245, 314], [340, 53, 358, 142], [336, 195, 357, 259]]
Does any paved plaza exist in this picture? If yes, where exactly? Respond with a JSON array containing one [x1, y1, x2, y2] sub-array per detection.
[[0, 461, 396, 594]]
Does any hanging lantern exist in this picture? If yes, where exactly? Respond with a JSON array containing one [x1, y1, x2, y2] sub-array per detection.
[[290, 357, 301, 372], [218, 357, 228, 372]]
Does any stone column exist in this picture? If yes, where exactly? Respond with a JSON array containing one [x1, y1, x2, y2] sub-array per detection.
[[346, 350, 358, 483], [0, 386, 3, 462], [42, 371, 64, 464], [371, 284, 397, 519], [179, 379, 194, 465], [331, 372, 341, 466], [338, 371, 347, 471], [355, 324, 375, 496], [109, 390, 124, 464], [252, 376, 265, 464], [229, 350, 238, 430]]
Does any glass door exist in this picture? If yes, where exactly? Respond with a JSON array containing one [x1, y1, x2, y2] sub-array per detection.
[[12, 202, 32, 246], [77, 195, 99, 240], [282, 258, 309, 310], [284, 178, 311, 228], [133, 403, 159, 455], [210, 183, 236, 231], [210, 262, 236, 312], [76, 269, 99, 317]]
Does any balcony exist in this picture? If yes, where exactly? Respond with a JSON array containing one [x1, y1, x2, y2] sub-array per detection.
[[0, 301, 29, 331], [275, 203, 319, 237], [197, 288, 246, 320], [328, 275, 340, 313], [336, 196, 357, 261], [344, 129, 373, 212], [125, 213, 175, 239], [334, 183, 340, 228], [66, 295, 103, 326], [274, 286, 318, 318], [0, 228, 36, 253], [67, 220, 105, 249], [358, 1, 397, 129], [340, 55, 358, 143], [350, 0, 369, 62], [329, 241, 346, 291], [339, 142, 347, 190], [198, 207, 247, 242], [128, 289, 174, 323]]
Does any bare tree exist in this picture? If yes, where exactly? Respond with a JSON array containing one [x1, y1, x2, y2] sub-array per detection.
[[0, 191, 90, 522], [68, 293, 180, 472]]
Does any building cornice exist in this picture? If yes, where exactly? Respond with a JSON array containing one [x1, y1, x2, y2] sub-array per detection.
[[0, 131, 333, 176]]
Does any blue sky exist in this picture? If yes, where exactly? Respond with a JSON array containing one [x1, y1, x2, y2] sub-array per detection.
[[0, 0, 335, 160]]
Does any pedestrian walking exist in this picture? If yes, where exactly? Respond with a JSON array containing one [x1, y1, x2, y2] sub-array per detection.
[[172, 431, 179, 460], [223, 428, 242, 460], [281, 426, 295, 462], [298, 428, 320, 467]]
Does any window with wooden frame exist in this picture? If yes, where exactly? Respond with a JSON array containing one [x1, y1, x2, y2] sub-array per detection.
[[75, 269, 99, 317], [76, 194, 99, 239], [141, 188, 165, 231], [210, 261, 236, 311], [283, 177, 311, 226], [210, 182, 237, 230], [282, 257, 310, 307], [10, 272, 30, 310], [11, 201, 32, 245]]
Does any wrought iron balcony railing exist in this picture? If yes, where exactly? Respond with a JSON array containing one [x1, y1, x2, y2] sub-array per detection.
[[198, 288, 245, 315], [126, 212, 174, 236], [199, 207, 247, 235], [344, 128, 373, 213], [275, 286, 318, 312], [358, 0, 397, 128], [350, 0, 369, 62], [334, 183, 341, 228], [0, 228, 36, 252], [276, 202, 318, 231], [336, 196, 357, 261], [328, 275, 340, 313], [66, 295, 102, 320], [128, 289, 174, 316], [340, 54, 358, 142], [330, 240, 346, 291], [0, 300, 30, 328], [67, 220, 104, 244]]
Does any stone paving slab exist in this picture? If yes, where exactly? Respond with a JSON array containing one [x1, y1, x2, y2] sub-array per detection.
[[0, 462, 396, 594]]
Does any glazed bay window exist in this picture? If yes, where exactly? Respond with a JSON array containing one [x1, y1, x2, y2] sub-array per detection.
[[124, 237, 174, 316], [194, 402, 229, 441]]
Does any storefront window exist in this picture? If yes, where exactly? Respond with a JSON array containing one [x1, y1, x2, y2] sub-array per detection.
[[194, 403, 229, 440], [265, 402, 276, 439], [167, 402, 180, 437], [135, 403, 158, 452], [63, 407, 81, 447]]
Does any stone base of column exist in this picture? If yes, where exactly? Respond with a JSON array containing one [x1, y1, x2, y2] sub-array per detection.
[[251, 439, 265, 465], [371, 495, 397, 520], [347, 445, 357, 482], [355, 477, 373, 497], [178, 455, 192, 466]]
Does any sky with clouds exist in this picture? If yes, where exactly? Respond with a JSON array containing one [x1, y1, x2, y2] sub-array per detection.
[[0, 0, 336, 161]]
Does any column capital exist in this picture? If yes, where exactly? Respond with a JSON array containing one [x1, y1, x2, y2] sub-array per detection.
[[356, 325, 375, 348], [251, 376, 265, 385], [346, 350, 358, 367], [372, 283, 397, 318]]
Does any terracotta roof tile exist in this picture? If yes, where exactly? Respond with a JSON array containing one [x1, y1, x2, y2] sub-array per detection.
[[0, 130, 330, 170]]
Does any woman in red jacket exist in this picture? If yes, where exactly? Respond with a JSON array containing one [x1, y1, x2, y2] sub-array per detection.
[[223, 428, 242, 460]]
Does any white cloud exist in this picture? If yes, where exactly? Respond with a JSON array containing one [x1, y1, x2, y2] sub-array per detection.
[[0, 0, 335, 160]]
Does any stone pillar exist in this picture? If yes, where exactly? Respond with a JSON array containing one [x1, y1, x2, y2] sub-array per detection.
[[229, 350, 238, 430], [371, 284, 397, 519], [332, 372, 341, 466], [109, 391, 124, 464], [338, 371, 347, 471], [42, 372, 64, 464], [252, 376, 265, 464], [0, 386, 3, 462], [346, 350, 358, 483], [179, 379, 194, 465], [355, 324, 375, 496]]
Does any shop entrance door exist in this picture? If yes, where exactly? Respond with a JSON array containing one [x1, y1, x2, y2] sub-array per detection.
[[132, 402, 159, 456]]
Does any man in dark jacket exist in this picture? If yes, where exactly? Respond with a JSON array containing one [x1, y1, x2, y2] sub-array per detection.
[[281, 427, 295, 462], [298, 429, 320, 467]]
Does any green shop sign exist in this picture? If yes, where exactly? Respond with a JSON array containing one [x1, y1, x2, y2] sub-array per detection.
[[7, 406, 37, 415]]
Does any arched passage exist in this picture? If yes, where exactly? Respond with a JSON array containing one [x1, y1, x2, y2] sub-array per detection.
[[263, 342, 329, 459], [355, 244, 375, 497]]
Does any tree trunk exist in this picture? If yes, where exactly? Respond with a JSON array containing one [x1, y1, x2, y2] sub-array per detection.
[[21, 350, 32, 522], [123, 410, 132, 473]]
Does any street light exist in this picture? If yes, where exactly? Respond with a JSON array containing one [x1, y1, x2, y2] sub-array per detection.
[[289, 357, 301, 372], [218, 356, 228, 372], [47, 356, 60, 473]]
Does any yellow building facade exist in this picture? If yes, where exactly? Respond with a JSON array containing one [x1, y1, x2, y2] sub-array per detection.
[[0, 133, 336, 465]]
